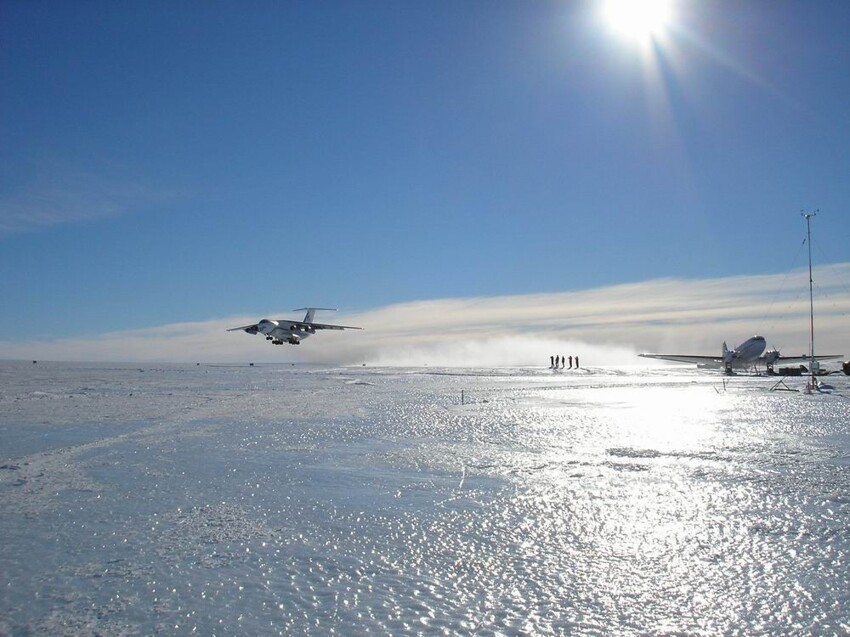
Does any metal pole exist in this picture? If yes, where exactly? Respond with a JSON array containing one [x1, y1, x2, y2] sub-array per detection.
[[802, 210, 817, 388]]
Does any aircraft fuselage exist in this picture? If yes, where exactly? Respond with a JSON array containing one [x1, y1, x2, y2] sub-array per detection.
[[729, 335, 767, 364], [228, 308, 361, 346], [258, 319, 311, 345]]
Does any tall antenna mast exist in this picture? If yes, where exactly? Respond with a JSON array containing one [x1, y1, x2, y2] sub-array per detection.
[[802, 210, 818, 390]]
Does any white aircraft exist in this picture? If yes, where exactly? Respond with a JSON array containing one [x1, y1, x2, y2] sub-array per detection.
[[228, 308, 361, 346], [639, 335, 842, 374]]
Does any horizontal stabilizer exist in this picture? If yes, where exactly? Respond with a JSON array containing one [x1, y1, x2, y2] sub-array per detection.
[[293, 307, 337, 324]]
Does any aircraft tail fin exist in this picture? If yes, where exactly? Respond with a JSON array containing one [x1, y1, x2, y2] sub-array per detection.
[[293, 307, 337, 324], [722, 341, 734, 366]]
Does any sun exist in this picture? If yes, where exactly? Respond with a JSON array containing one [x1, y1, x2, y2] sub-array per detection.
[[602, 0, 674, 42]]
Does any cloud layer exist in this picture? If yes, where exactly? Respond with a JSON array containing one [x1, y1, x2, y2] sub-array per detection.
[[0, 165, 171, 237], [2, 264, 848, 366]]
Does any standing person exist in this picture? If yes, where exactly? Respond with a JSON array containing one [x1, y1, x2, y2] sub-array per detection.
[[575, 355, 580, 368], [550, 355, 555, 368], [568, 355, 573, 369], [561, 355, 566, 369], [555, 355, 560, 369]]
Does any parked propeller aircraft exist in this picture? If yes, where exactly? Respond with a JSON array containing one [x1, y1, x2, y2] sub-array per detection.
[[228, 308, 361, 346], [639, 335, 842, 375]]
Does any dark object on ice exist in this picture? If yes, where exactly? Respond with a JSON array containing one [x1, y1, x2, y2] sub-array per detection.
[[33, 360, 37, 364], [843, 361, 850, 376], [778, 365, 806, 376], [249, 363, 254, 367]]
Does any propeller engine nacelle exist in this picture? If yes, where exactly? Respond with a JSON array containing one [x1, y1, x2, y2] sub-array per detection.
[[763, 349, 781, 365]]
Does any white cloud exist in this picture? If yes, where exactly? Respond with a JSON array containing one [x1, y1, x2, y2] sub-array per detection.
[[2, 264, 848, 366], [0, 164, 170, 237]]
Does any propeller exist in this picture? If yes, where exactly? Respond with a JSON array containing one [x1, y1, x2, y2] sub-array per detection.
[[764, 345, 781, 364]]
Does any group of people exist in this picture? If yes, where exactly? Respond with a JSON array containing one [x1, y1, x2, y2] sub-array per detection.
[[550, 354, 579, 369]]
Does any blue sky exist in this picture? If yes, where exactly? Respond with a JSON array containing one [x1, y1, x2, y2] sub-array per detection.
[[1, 1, 848, 361]]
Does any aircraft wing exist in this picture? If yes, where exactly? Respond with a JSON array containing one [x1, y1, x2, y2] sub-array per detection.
[[301, 321, 362, 331], [638, 353, 722, 364], [227, 324, 259, 333], [226, 320, 361, 333], [773, 354, 843, 364], [263, 320, 362, 331]]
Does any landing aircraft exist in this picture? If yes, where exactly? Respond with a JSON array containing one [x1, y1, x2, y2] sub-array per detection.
[[639, 335, 842, 374], [228, 308, 361, 346]]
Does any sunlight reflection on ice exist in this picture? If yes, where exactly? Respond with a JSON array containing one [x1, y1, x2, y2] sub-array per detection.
[[1, 362, 849, 635]]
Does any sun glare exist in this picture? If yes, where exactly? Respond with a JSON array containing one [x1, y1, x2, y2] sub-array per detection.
[[603, 0, 674, 42]]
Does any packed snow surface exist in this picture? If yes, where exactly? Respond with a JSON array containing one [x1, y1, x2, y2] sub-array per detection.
[[2, 361, 850, 635]]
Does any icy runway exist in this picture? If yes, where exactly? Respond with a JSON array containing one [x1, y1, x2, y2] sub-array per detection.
[[2, 362, 850, 635]]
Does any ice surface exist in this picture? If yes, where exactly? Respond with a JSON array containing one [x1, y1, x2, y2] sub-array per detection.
[[2, 361, 850, 635]]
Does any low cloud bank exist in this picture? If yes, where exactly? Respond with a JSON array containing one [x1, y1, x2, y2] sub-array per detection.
[[360, 335, 639, 368], [2, 264, 848, 365]]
